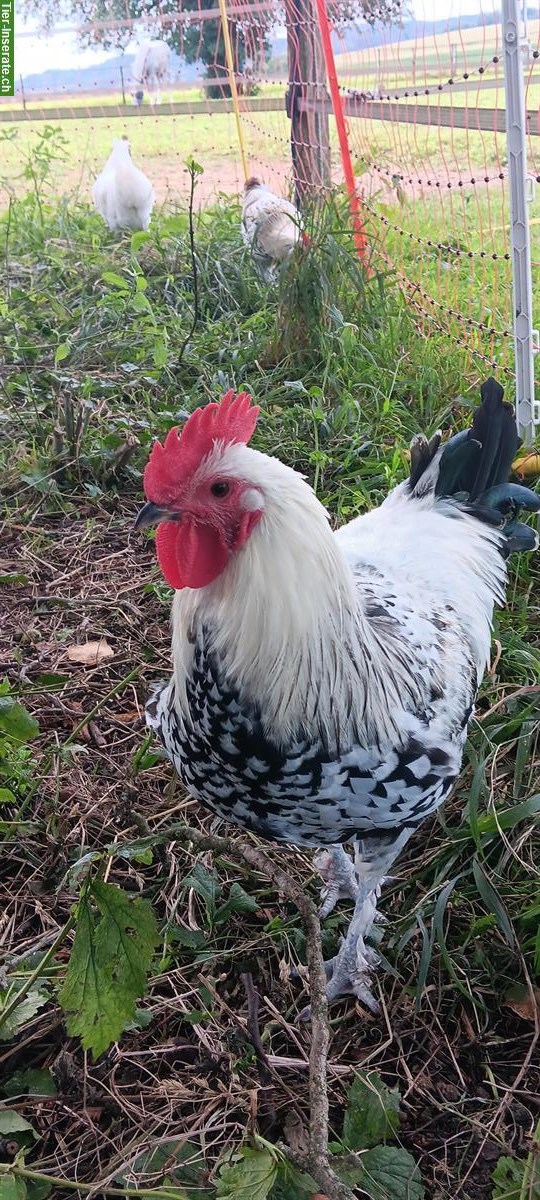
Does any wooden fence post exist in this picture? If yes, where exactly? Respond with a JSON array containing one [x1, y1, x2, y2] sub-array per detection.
[[285, 0, 330, 207], [314, 0, 368, 263], [120, 66, 126, 105]]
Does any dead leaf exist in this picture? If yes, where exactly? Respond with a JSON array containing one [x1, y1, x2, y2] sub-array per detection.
[[66, 639, 114, 666], [80, 721, 106, 748], [283, 1108, 309, 1157], [503, 986, 540, 1023], [279, 957, 293, 985], [114, 709, 140, 725], [512, 451, 540, 479]]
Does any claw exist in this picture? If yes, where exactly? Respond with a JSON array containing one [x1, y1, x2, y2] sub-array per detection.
[[296, 943, 381, 1021], [297, 847, 395, 1020], [298, 976, 379, 1022], [314, 847, 359, 919]]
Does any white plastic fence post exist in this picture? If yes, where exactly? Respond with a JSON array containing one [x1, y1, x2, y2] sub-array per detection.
[[502, 0, 538, 441]]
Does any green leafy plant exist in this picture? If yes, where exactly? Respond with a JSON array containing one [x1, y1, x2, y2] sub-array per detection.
[[0, 681, 39, 810], [0, 125, 68, 225], [331, 1071, 424, 1199], [216, 1142, 316, 1200], [58, 879, 159, 1058], [182, 862, 258, 932], [0, 982, 51, 1043], [492, 1121, 540, 1199], [206, 1076, 423, 1199]]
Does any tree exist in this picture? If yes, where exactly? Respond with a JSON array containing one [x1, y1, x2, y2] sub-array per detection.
[[20, 0, 403, 98]]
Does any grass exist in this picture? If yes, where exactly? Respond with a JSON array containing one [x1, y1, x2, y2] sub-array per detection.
[[336, 17, 540, 76], [2, 17, 540, 380], [3, 56, 540, 389], [0, 160, 539, 1200]]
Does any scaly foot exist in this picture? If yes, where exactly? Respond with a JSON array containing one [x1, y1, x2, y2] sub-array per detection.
[[324, 941, 380, 1008], [314, 846, 359, 918], [298, 940, 380, 1021]]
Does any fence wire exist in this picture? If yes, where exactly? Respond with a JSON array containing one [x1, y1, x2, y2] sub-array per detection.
[[327, 2, 533, 379], [2, 2, 539, 398]]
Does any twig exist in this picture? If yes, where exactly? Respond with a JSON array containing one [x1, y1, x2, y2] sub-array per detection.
[[102, 434, 140, 484], [162, 821, 355, 1200], [177, 159, 200, 366], [0, 1163, 181, 1199], [240, 971, 272, 1086], [0, 912, 76, 1034], [283, 1145, 361, 1200]]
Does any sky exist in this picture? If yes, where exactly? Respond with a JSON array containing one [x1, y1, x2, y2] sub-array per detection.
[[15, 15, 137, 77], [14, 0, 500, 80]]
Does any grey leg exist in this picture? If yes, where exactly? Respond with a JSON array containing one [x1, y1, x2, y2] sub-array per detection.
[[314, 845, 359, 918], [299, 828, 414, 1019], [323, 878, 384, 1009], [324, 828, 413, 1008]]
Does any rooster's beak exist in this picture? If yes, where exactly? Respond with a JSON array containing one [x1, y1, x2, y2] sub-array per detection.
[[135, 502, 180, 531]]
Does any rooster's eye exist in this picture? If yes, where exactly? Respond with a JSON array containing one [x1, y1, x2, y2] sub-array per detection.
[[210, 481, 230, 498]]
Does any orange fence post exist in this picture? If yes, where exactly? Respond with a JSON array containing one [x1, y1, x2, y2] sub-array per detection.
[[312, 0, 368, 262]]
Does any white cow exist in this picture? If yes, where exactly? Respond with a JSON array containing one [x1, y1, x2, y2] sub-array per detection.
[[131, 41, 172, 106]]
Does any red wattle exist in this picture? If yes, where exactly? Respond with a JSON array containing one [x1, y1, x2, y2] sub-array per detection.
[[156, 521, 229, 590]]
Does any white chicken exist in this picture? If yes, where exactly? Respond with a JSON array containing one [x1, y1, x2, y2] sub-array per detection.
[[241, 177, 304, 282], [135, 381, 540, 1012], [92, 138, 155, 233]]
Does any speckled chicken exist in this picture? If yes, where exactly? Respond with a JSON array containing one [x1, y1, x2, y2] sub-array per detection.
[[241, 177, 303, 282], [135, 381, 539, 1010]]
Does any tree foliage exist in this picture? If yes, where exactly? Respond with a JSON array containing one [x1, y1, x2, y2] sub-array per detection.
[[20, 0, 403, 96]]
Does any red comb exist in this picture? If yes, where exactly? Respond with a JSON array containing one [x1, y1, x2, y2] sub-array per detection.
[[143, 390, 260, 501]]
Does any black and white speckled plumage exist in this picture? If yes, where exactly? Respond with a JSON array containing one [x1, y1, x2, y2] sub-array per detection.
[[146, 575, 477, 853], [139, 379, 540, 1004], [144, 464, 506, 859]]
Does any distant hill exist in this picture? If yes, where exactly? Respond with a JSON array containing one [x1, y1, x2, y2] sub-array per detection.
[[331, 9, 504, 54], [17, 50, 200, 96], [17, 11, 515, 97]]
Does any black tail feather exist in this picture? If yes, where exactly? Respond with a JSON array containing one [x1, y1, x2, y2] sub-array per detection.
[[466, 378, 520, 499], [409, 377, 539, 556]]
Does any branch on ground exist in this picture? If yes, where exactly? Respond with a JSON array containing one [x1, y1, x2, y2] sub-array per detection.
[[162, 820, 356, 1200]]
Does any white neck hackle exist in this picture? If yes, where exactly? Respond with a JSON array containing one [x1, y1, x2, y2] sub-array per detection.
[[169, 444, 416, 748]]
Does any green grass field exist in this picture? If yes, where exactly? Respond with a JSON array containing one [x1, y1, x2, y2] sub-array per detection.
[[0, 155, 539, 1200], [338, 19, 540, 75], [0, 60, 539, 488]]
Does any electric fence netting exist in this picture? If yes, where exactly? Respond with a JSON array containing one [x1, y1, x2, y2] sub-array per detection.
[[1, 0, 539, 435]]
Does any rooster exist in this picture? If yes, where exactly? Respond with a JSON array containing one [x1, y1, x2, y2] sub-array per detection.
[[92, 138, 155, 233], [241, 178, 304, 282], [135, 381, 539, 1010]]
